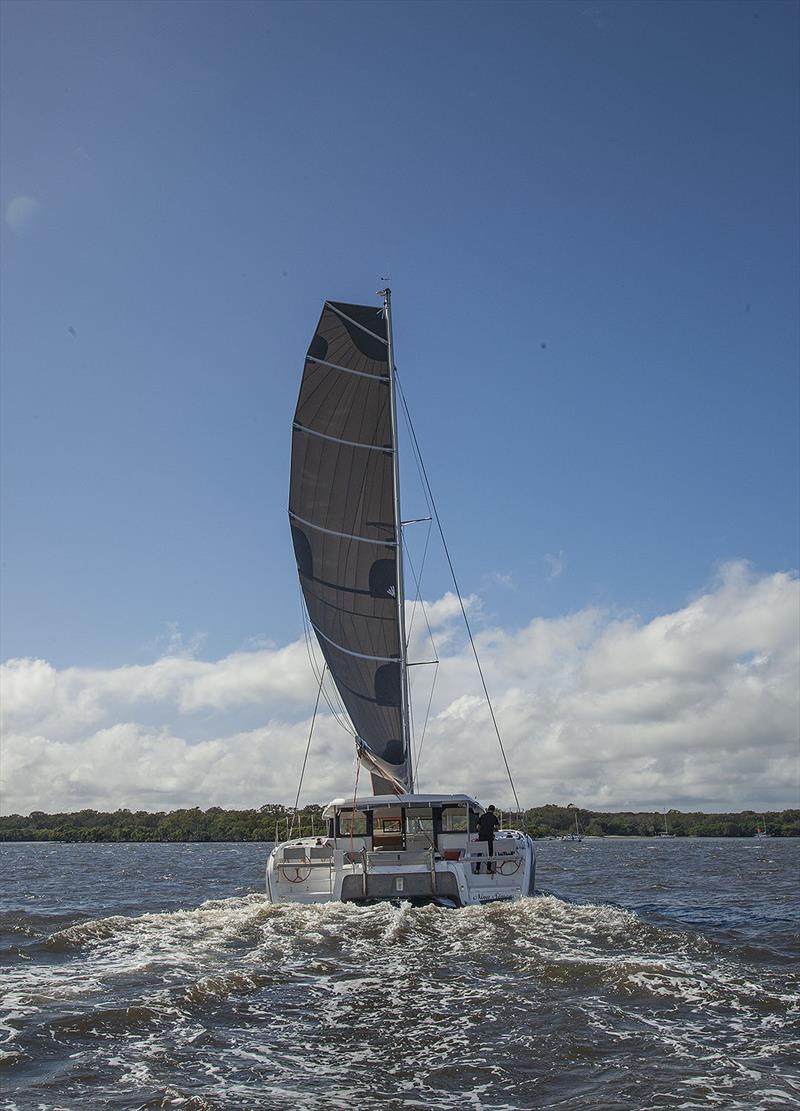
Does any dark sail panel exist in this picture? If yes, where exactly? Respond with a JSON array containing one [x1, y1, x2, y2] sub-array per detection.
[[289, 301, 408, 790]]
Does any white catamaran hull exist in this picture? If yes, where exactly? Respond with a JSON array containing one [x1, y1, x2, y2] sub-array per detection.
[[266, 824, 535, 907]]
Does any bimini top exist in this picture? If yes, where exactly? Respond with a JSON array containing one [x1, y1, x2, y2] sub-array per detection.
[[322, 793, 483, 819]]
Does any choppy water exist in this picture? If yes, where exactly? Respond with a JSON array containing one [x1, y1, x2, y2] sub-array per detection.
[[1, 839, 798, 1110]]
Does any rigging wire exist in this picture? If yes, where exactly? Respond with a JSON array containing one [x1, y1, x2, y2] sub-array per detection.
[[406, 663, 420, 793], [404, 518, 433, 648], [299, 596, 355, 737], [303, 619, 349, 733], [396, 370, 522, 813], [348, 757, 362, 858], [412, 659, 439, 789], [402, 532, 440, 668], [401, 534, 428, 768], [289, 662, 326, 839], [401, 531, 441, 789], [398, 392, 442, 789]]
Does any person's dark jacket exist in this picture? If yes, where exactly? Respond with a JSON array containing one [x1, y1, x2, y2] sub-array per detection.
[[477, 811, 499, 842]]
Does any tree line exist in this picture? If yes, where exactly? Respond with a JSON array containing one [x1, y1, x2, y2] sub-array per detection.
[[0, 804, 797, 842]]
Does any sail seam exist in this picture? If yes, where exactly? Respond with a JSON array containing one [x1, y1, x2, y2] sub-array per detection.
[[309, 619, 400, 663], [305, 356, 389, 382], [326, 302, 388, 344], [293, 421, 394, 453], [289, 510, 396, 547]]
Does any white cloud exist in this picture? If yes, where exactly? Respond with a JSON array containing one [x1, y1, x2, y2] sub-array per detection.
[[488, 572, 515, 590], [544, 551, 565, 580], [153, 622, 207, 659], [5, 195, 40, 233], [1, 563, 797, 814]]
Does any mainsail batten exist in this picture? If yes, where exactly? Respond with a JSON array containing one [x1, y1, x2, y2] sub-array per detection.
[[289, 298, 410, 792], [293, 421, 395, 453], [305, 355, 389, 382], [288, 510, 398, 547], [307, 620, 400, 663]]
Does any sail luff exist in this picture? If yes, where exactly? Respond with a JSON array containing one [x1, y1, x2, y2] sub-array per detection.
[[382, 288, 413, 793]]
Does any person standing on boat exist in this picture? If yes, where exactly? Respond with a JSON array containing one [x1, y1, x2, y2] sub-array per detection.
[[477, 805, 500, 874]]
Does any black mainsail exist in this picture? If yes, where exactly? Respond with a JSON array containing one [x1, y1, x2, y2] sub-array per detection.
[[289, 294, 411, 793]]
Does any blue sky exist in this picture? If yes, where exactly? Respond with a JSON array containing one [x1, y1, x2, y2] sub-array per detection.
[[1, 1, 798, 813], [2, 0, 797, 669]]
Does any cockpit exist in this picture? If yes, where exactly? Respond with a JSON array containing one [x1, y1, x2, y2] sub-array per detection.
[[322, 793, 483, 859]]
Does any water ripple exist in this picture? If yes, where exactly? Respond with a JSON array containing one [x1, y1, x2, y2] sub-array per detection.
[[1, 840, 798, 1110]]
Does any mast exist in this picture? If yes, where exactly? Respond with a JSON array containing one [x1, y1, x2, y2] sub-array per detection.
[[381, 287, 413, 792]]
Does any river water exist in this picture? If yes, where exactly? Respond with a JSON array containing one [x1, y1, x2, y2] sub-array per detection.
[[1, 838, 797, 1110]]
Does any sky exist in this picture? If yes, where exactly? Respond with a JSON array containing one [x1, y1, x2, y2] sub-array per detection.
[[1, 0, 798, 814]]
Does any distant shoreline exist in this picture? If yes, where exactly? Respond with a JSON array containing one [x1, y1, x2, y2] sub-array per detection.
[[1, 805, 797, 842], [3, 835, 795, 839]]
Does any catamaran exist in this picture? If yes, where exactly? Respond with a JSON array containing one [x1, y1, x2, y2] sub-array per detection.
[[265, 290, 535, 906]]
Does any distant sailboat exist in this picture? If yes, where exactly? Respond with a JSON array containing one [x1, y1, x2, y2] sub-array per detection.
[[754, 815, 772, 839], [658, 812, 676, 838], [561, 805, 583, 842], [265, 291, 536, 906]]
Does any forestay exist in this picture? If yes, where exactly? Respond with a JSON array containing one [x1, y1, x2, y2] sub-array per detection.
[[289, 300, 409, 792]]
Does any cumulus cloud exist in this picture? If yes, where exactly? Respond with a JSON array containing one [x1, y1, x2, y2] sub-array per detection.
[[5, 195, 40, 233], [1, 563, 797, 814]]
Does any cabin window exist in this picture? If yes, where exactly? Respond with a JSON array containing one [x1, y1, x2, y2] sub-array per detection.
[[405, 808, 434, 835], [338, 810, 367, 836], [372, 809, 403, 850], [441, 807, 468, 832]]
